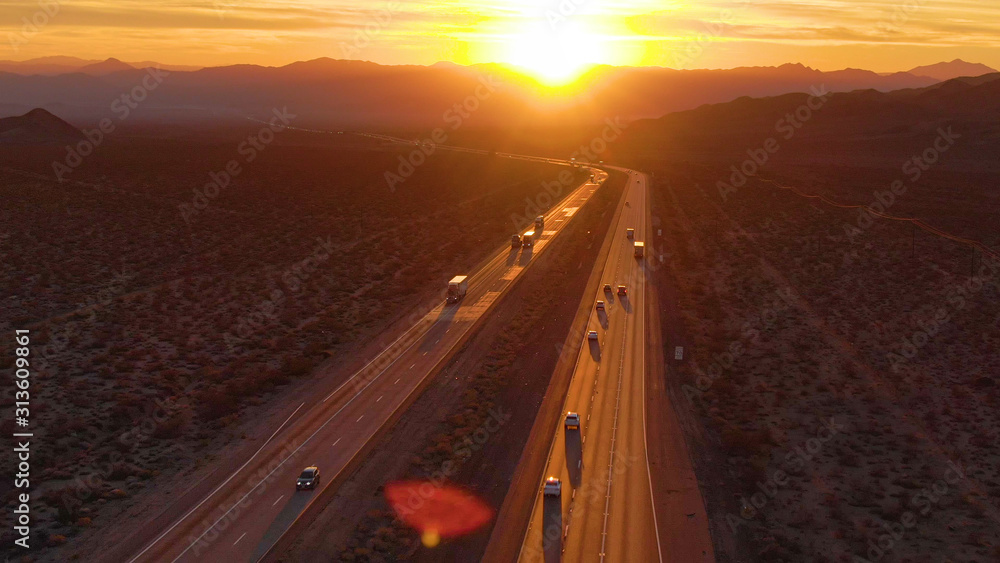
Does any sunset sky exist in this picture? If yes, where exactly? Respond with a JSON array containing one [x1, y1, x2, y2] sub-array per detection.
[[5, 0, 1000, 77]]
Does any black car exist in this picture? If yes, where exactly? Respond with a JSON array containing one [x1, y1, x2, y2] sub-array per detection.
[[297, 466, 320, 490]]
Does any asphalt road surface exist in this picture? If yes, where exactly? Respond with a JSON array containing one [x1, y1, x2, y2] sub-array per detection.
[[519, 170, 662, 562], [121, 165, 608, 563]]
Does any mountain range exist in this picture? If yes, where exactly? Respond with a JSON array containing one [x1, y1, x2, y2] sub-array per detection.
[[0, 56, 201, 75], [0, 59, 947, 128], [0, 57, 995, 131]]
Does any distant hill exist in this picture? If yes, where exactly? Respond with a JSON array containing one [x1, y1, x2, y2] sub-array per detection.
[[907, 59, 997, 81], [621, 74, 1000, 167], [78, 57, 136, 76], [0, 58, 942, 128], [0, 56, 200, 75], [0, 108, 82, 144]]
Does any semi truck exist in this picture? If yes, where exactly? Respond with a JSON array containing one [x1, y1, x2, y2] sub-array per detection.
[[447, 276, 468, 304], [522, 231, 535, 247], [626, 228, 635, 239], [535, 216, 545, 231], [634, 241, 645, 258], [511, 234, 521, 248]]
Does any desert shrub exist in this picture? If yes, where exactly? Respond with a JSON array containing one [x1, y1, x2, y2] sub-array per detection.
[[196, 388, 237, 421], [152, 413, 188, 439], [281, 355, 313, 377]]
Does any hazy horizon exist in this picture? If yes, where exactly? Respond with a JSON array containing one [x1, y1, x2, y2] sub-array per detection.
[[5, 0, 1000, 82]]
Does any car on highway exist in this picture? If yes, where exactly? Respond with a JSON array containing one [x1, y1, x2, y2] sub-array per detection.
[[565, 412, 580, 430], [603, 283, 613, 293], [296, 466, 320, 490], [617, 285, 627, 297], [596, 300, 605, 311], [587, 330, 599, 340], [544, 477, 562, 497]]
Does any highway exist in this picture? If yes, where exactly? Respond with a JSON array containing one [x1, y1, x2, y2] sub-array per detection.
[[119, 160, 608, 562], [518, 169, 661, 562]]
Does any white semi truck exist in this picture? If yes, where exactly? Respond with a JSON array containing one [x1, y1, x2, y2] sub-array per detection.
[[447, 276, 468, 304], [522, 231, 535, 247]]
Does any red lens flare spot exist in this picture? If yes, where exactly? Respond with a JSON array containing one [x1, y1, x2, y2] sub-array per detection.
[[385, 481, 493, 542]]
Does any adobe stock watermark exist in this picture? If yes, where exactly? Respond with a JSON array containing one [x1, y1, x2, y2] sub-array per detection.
[[849, 460, 977, 562], [668, 0, 753, 69], [511, 168, 581, 233], [179, 106, 296, 223], [393, 406, 512, 518], [58, 398, 192, 525], [340, 2, 400, 58], [544, 0, 591, 29], [186, 437, 305, 556], [569, 117, 625, 163], [32, 269, 133, 376], [384, 73, 499, 192], [682, 286, 798, 405], [887, 254, 1000, 373], [522, 450, 639, 562], [223, 235, 333, 353], [875, 0, 925, 34], [344, 292, 449, 397], [841, 126, 960, 245], [7, 0, 60, 53], [51, 68, 170, 182], [726, 417, 845, 533], [716, 84, 831, 202]]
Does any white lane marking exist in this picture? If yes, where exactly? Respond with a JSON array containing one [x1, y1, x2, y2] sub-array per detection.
[[234, 532, 247, 546], [394, 378, 400, 384], [638, 176, 665, 563], [333, 438, 341, 447], [127, 401, 305, 562], [357, 415, 364, 423], [410, 363, 415, 369], [272, 495, 284, 507], [377, 395, 383, 403]]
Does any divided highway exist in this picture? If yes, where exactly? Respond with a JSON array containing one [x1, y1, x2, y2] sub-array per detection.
[[120, 164, 608, 562], [519, 170, 661, 562]]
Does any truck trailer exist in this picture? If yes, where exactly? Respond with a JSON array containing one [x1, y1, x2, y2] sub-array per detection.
[[447, 276, 468, 304], [511, 234, 521, 248], [535, 216, 545, 231], [634, 241, 645, 258], [522, 231, 535, 247]]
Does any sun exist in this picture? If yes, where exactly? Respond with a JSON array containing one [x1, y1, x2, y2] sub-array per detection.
[[504, 22, 605, 86]]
